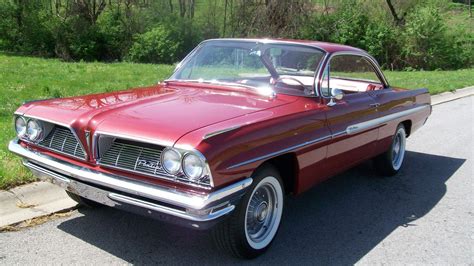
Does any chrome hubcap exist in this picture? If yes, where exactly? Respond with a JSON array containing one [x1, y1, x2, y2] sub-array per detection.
[[391, 129, 406, 170], [246, 186, 275, 241], [255, 202, 268, 222], [245, 176, 283, 250]]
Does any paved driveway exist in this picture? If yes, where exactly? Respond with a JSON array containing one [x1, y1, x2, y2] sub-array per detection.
[[1, 96, 472, 265]]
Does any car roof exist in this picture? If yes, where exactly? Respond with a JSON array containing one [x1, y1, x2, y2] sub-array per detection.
[[205, 38, 365, 54]]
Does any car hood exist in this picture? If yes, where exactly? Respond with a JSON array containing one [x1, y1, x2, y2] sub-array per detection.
[[18, 83, 296, 146]]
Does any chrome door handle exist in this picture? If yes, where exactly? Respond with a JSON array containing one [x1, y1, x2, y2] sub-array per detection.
[[369, 103, 380, 108]]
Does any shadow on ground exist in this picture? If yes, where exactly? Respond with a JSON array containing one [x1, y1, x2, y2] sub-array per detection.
[[57, 151, 465, 264]]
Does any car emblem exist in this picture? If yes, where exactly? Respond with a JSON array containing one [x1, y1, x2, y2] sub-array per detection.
[[137, 159, 159, 169]]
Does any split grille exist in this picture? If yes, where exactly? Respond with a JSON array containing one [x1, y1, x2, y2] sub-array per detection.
[[99, 139, 171, 179], [38, 126, 86, 159]]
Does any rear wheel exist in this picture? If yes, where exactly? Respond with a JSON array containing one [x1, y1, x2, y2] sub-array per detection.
[[212, 165, 284, 259], [374, 124, 407, 176], [66, 191, 102, 208]]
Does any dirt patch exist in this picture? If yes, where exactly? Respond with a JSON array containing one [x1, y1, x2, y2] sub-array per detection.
[[0, 208, 76, 232]]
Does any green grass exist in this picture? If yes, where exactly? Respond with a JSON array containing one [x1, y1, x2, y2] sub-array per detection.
[[0, 54, 174, 189], [384, 69, 474, 94], [0, 54, 473, 189]]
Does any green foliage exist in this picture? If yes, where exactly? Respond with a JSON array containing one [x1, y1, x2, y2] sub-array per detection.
[[127, 26, 181, 64], [0, 0, 472, 69], [127, 19, 202, 64], [0, 1, 55, 56], [402, 5, 458, 70], [302, 1, 473, 70]]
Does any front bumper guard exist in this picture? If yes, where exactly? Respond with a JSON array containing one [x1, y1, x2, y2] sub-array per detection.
[[8, 139, 252, 229]]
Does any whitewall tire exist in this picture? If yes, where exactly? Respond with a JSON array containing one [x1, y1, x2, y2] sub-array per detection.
[[212, 165, 284, 259]]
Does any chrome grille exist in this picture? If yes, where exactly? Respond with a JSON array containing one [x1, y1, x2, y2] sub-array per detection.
[[99, 139, 170, 178], [38, 126, 86, 159]]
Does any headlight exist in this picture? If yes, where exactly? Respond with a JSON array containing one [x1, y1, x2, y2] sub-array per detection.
[[161, 148, 181, 175], [182, 153, 204, 181], [15, 116, 27, 138], [26, 119, 44, 142]]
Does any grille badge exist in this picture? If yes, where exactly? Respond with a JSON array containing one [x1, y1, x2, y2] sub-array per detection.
[[137, 159, 160, 169]]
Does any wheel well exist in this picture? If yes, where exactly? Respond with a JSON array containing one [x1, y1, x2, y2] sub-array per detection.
[[400, 120, 412, 137], [264, 153, 298, 195]]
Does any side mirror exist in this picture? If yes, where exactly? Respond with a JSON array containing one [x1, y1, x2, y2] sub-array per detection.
[[327, 88, 344, 106]]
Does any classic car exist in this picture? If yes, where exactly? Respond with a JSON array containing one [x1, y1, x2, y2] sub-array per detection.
[[9, 38, 431, 258]]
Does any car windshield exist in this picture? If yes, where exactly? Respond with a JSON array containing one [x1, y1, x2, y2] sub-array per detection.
[[169, 40, 326, 96]]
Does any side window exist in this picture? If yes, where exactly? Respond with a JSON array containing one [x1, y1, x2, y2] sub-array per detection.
[[321, 55, 383, 97]]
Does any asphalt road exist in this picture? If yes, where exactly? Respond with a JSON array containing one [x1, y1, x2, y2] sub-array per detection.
[[1, 96, 472, 265]]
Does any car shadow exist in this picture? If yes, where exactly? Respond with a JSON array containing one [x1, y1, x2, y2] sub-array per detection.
[[57, 151, 465, 264]]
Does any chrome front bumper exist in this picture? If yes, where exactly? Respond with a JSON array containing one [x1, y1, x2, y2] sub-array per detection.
[[8, 139, 252, 229]]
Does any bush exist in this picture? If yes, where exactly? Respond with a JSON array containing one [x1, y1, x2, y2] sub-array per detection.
[[0, 2, 54, 56], [301, 2, 472, 70], [127, 26, 180, 64], [127, 19, 202, 64], [401, 5, 453, 70], [0, 2, 20, 51]]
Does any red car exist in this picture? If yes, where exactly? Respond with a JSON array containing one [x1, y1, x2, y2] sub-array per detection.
[[9, 38, 431, 258]]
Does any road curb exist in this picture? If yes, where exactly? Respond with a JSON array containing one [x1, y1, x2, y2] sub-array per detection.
[[0, 181, 76, 228], [431, 86, 474, 106]]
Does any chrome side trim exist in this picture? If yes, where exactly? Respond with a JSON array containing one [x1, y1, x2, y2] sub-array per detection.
[[227, 105, 429, 169], [345, 105, 430, 135], [227, 135, 331, 170], [9, 139, 252, 210], [330, 131, 346, 138], [203, 125, 242, 140]]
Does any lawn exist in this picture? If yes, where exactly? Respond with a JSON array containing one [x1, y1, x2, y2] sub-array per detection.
[[0, 54, 473, 189], [0, 54, 174, 189]]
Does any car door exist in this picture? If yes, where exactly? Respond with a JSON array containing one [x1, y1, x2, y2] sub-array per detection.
[[320, 54, 383, 176]]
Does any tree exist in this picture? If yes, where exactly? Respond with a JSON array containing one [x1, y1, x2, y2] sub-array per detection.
[[74, 0, 107, 24], [385, 0, 405, 26]]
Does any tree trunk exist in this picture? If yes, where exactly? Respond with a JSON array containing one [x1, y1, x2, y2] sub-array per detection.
[[178, 0, 186, 17], [469, 0, 472, 18], [385, 0, 404, 26], [223, 0, 228, 36], [189, 0, 195, 18]]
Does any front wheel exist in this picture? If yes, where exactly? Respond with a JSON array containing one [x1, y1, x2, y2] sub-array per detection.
[[374, 124, 407, 176], [212, 165, 284, 259]]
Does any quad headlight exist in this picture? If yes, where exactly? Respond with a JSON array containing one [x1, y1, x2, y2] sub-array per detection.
[[182, 153, 204, 181], [161, 148, 182, 175], [160, 147, 211, 185], [26, 119, 44, 142], [14, 116, 45, 142], [15, 116, 27, 138]]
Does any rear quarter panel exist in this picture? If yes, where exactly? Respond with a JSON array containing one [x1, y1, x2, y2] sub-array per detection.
[[370, 87, 431, 155]]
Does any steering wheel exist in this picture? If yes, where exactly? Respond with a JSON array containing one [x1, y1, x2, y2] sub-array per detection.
[[273, 76, 307, 91]]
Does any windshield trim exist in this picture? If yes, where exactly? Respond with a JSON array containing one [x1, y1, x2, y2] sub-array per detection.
[[169, 39, 328, 98]]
